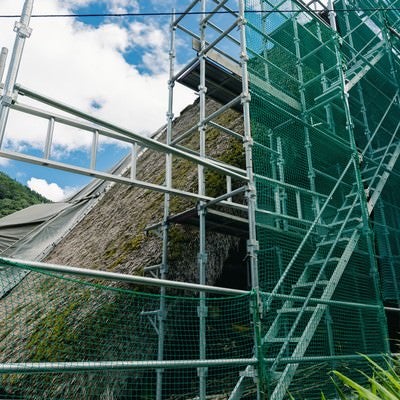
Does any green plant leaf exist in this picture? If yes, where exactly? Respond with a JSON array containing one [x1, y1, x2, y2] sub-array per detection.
[[362, 355, 400, 393], [330, 375, 349, 400], [367, 377, 400, 400], [333, 371, 381, 400]]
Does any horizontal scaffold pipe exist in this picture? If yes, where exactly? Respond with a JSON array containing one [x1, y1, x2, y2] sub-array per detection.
[[385, 307, 400, 312], [0, 257, 248, 296], [171, 96, 242, 146], [200, 186, 247, 209], [201, 0, 230, 24], [200, 19, 240, 56], [256, 207, 328, 229], [14, 85, 247, 182], [0, 358, 258, 374], [0, 258, 384, 312], [265, 353, 387, 365], [251, 91, 351, 152], [172, 0, 199, 26], [0, 148, 245, 208], [254, 173, 329, 200]]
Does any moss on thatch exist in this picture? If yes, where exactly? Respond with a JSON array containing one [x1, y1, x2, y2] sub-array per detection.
[[0, 99, 247, 398]]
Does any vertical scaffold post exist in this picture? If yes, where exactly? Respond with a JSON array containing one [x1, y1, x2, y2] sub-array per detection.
[[341, 0, 374, 345], [0, 0, 34, 148], [0, 48, 8, 84], [198, 1, 208, 398], [380, 11, 400, 95], [292, 12, 321, 227], [238, 1, 264, 398], [155, 10, 177, 400]]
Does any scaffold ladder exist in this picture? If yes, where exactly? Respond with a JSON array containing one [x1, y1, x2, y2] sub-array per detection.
[[264, 139, 400, 399]]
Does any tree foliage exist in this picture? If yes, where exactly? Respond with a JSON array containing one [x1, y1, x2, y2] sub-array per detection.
[[0, 172, 49, 218]]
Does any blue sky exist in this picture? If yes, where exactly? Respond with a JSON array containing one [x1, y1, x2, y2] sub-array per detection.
[[0, 0, 196, 201]]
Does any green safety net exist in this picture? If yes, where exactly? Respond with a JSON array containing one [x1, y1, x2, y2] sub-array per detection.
[[0, 1, 399, 400], [246, 0, 399, 398], [0, 260, 255, 399]]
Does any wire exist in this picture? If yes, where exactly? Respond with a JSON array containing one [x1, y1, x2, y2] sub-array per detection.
[[0, 8, 399, 18]]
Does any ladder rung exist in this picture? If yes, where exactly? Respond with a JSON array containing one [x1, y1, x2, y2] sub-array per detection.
[[309, 87, 342, 111], [313, 84, 342, 102], [329, 217, 361, 227], [338, 204, 359, 211], [363, 165, 377, 173], [317, 237, 350, 247], [306, 257, 341, 267], [292, 280, 329, 289], [373, 152, 393, 161], [371, 146, 395, 157], [277, 307, 316, 314], [361, 168, 387, 182], [267, 337, 301, 343], [363, 168, 383, 176], [140, 310, 159, 316]]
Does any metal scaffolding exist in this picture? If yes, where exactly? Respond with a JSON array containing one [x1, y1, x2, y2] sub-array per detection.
[[0, 0, 399, 399]]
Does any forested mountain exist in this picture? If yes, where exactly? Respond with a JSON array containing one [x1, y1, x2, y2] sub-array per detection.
[[0, 172, 49, 217]]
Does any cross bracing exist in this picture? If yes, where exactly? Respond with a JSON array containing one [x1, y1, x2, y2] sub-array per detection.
[[0, 0, 399, 399]]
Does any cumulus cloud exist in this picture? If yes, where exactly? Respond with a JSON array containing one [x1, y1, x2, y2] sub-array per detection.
[[27, 177, 77, 201], [108, 0, 139, 13], [1, 0, 194, 158], [129, 21, 170, 74], [0, 158, 10, 167]]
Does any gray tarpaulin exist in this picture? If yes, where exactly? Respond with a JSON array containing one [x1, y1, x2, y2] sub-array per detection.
[[0, 127, 164, 297], [0, 202, 70, 253], [0, 154, 130, 297]]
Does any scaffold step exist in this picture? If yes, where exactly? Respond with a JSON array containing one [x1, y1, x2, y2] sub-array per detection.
[[337, 204, 359, 212], [371, 145, 396, 157], [277, 307, 316, 314], [345, 191, 358, 199], [372, 153, 393, 162], [306, 257, 341, 267], [329, 217, 361, 227], [310, 85, 342, 110], [268, 337, 301, 343], [292, 280, 328, 289], [363, 165, 383, 174], [140, 310, 159, 317], [344, 42, 386, 90], [362, 174, 382, 182], [325, 228, 355, 240], [317, 237, 350, 247]]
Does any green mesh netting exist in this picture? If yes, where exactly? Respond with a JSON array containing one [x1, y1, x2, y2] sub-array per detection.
[[0, 261, 255, 399], [246, 0, 398, 398], [0, 1, 399, 399]]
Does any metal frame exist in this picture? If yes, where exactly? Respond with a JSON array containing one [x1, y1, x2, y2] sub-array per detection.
[[1, 0, 400, 399]]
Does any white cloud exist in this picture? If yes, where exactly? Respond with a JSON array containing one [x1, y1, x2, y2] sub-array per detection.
[[129, 21, 170, 74], [1, 0, 194, 158], [108, 0, 139, 13], [0, 158, 10, 167], [27, 177, 77, 201]]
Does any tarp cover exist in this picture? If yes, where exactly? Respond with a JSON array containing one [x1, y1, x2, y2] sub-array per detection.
[[0, 203, 70, 253], [0, 153, 133, 297]]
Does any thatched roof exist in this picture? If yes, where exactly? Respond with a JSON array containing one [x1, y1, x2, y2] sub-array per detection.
[[44, 98, 245, 286], [0, 99, 249, 399]]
